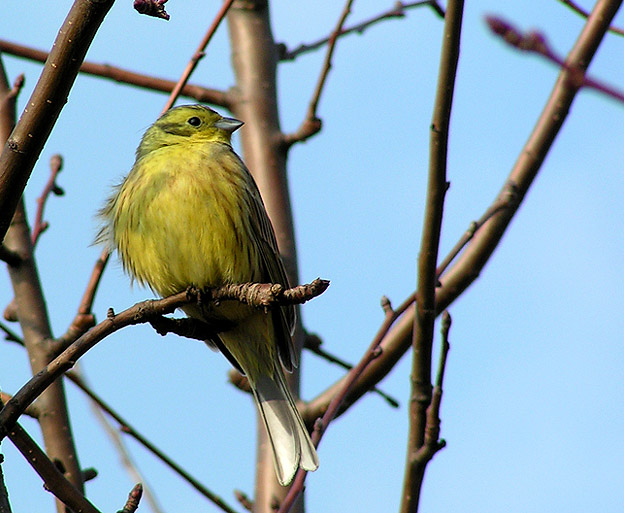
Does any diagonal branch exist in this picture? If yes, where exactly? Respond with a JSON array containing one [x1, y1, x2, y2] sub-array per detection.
[[162, 0, 236, 111], [0, 39, 231, 108], [486, 16, 624, 104], [558, 0, 624, 36], [281, 0, 355, 147], [278, 1, 445, 61], [0, 0, 114, 242]]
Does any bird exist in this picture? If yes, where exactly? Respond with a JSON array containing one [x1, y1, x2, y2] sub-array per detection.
[[98, 104, 319, 485]]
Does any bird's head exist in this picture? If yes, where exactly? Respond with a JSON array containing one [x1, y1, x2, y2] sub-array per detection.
[[137, 105, 244, 157]]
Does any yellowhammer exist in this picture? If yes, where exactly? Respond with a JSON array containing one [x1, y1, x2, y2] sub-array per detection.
[[98, 104, 319, 485]]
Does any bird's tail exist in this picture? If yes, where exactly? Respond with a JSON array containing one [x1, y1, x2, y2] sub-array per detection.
[[252, 367, 319, 486]]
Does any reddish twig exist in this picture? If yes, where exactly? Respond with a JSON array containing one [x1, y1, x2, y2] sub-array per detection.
[[31, 154, 64, 247], [54, 248, 110, 353], [305, 332, 399, 407], [558, 0, 624, 36], [66, 371, 239, 513], [486, 15, 624, 103], [277, 306, 391, 513], [279, 1, 445, 61], [162, 0, 236, 112], [3, 417, 100, 513], [282, 0, 355, 147], [0, 40, 230, 108]]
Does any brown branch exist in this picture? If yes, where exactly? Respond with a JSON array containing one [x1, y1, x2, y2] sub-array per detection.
[[558, 0, 624, 36], [0, 0, 114, 242], [162, 0, 236, 112], [0, 453, 11, 513], [0, 280, 327, 439], [435, 181, 518, 278], [306, 0, 623, 434], [72, 367, 165, 513], [402, 0, 463, 510], [305, 332, 400, 408], [486, 16, 624, 103], [234, 490, 254, 511], [54, 248, 110, 352], [277, 312, 389, 513], [31, 154, 64, 247], [278, 1, 445, 61], [4, 418, 100, 513], [0, 39, 231, 110], [281, 0, 355, 147], [66, 372, 239, 513], [413, 311, 450, 464], [117, 483, 143, 513], [1, 39, 86, 505]]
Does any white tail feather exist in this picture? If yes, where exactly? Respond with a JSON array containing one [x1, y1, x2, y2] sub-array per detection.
[[253, 371, 319, 486]]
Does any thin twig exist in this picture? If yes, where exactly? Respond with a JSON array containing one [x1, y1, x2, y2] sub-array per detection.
[[71, 367, 165, 513], [0, 40, 230, 108], [54, 248, 110, 352], [277, 308, 392, 513], [3, 416, 100, 513], [278, 1, 445, 61], [162, 0, 236, 112], [282, 0, 355, 147], [66, 372, 239, 513], [305, 333, 400, 407], [486, 15, 624, 103], [414, 311, 451, 463], [402, 0, 464, 509], [558, 0, 624, 36], [31, 154, 64, 247], [436, 181, 518, 278]]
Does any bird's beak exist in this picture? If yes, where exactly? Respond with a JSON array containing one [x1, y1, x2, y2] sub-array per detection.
[[214, 117, 244, 133]]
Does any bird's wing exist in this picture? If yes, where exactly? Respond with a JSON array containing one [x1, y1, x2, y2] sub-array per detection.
[[242, 162, 298, 372]]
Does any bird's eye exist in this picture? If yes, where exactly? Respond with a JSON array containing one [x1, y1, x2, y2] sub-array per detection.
[[187, 117, 201, 127]]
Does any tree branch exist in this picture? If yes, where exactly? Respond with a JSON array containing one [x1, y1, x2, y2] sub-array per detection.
[[401, 0, 463, 509], [31, 154, 64, 247], [162, 0, 236, 111], [558, 0, 624, 36], [0, 0, 114, 242], [4, 417, 100, 513], [486, 16, 624, 103], [281, 0, 354, 147], [278, 1, 445, 61], [0, 39, 231, 108]]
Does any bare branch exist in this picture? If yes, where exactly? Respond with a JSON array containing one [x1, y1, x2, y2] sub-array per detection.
[[277, 308, 389, 513], [66, 372, 239, 513], [281, 0, 355, 147], [0, 0, 114, 242], [4, 418, 100, 513], [401, 0, 463, 509], [305, 332, 399, 408], [278, 1, 445, 61], [162, 0, 236, 111], [31, 154, 64, 247], [558, 0, 624, 36], [0, 39, 231, 108], [486, 15, 624, 103]]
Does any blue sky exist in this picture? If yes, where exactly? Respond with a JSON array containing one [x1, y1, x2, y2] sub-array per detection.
[[1, 1, 623, 512]]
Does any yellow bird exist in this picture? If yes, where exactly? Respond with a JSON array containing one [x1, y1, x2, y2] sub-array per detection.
[[98, 104, 319, 485]]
